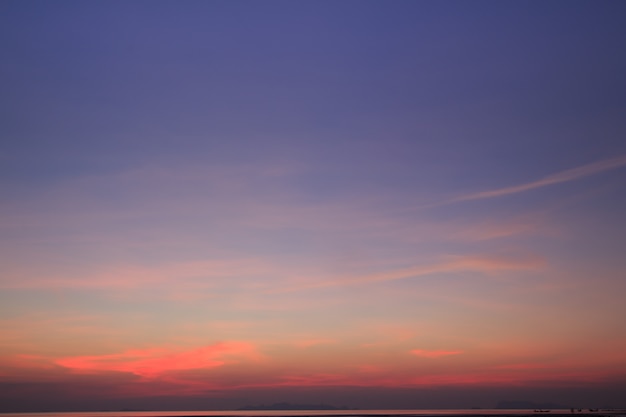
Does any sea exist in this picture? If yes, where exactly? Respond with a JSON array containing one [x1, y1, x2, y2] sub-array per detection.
[[2, 410, 624, 417]]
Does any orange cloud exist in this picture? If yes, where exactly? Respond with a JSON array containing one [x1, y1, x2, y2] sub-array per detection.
[[410, 349, 463, 358], [55, 342, 260, 378]]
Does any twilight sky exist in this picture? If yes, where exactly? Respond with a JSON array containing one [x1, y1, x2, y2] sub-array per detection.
[[1, 0, 626, 412]]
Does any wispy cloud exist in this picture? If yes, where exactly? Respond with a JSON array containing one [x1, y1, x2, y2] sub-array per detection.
[[274, 254, 544, 293], [0, 258, 274, 290], [451, 155, 626, 203], [410, 349, 463, 358]]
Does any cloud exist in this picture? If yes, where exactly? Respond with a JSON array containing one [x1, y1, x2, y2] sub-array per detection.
[[0, 258, 274, 290], [452, 154, 626, 203], [275, 254, 544, 292], [54, 342, 260, 378], [410, 349, 463, 358]]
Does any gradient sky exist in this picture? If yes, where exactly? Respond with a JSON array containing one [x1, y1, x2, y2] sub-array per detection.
[[2, 0, 626, 412]]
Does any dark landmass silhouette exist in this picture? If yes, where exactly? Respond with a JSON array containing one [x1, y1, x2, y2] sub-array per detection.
[[118, 409, 151, 412], [497, 401, 572, 409], [238, 402, 356, 411]]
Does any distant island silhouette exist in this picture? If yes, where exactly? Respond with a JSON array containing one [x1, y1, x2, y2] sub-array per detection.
[[497, 401, 572, 409], [238, 402, 355, 411]]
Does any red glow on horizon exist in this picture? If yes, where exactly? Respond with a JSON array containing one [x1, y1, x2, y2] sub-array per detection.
[[3, 346, 624, 401]]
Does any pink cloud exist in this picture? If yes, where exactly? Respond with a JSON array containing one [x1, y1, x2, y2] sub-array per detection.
[[452, 154, 626, 203], [55, 342, 260, 378], [493, 362, 550, 370], [410, 349, 463, 358]]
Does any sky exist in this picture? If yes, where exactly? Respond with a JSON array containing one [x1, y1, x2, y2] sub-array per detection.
[[1, 0, 626, 412]]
